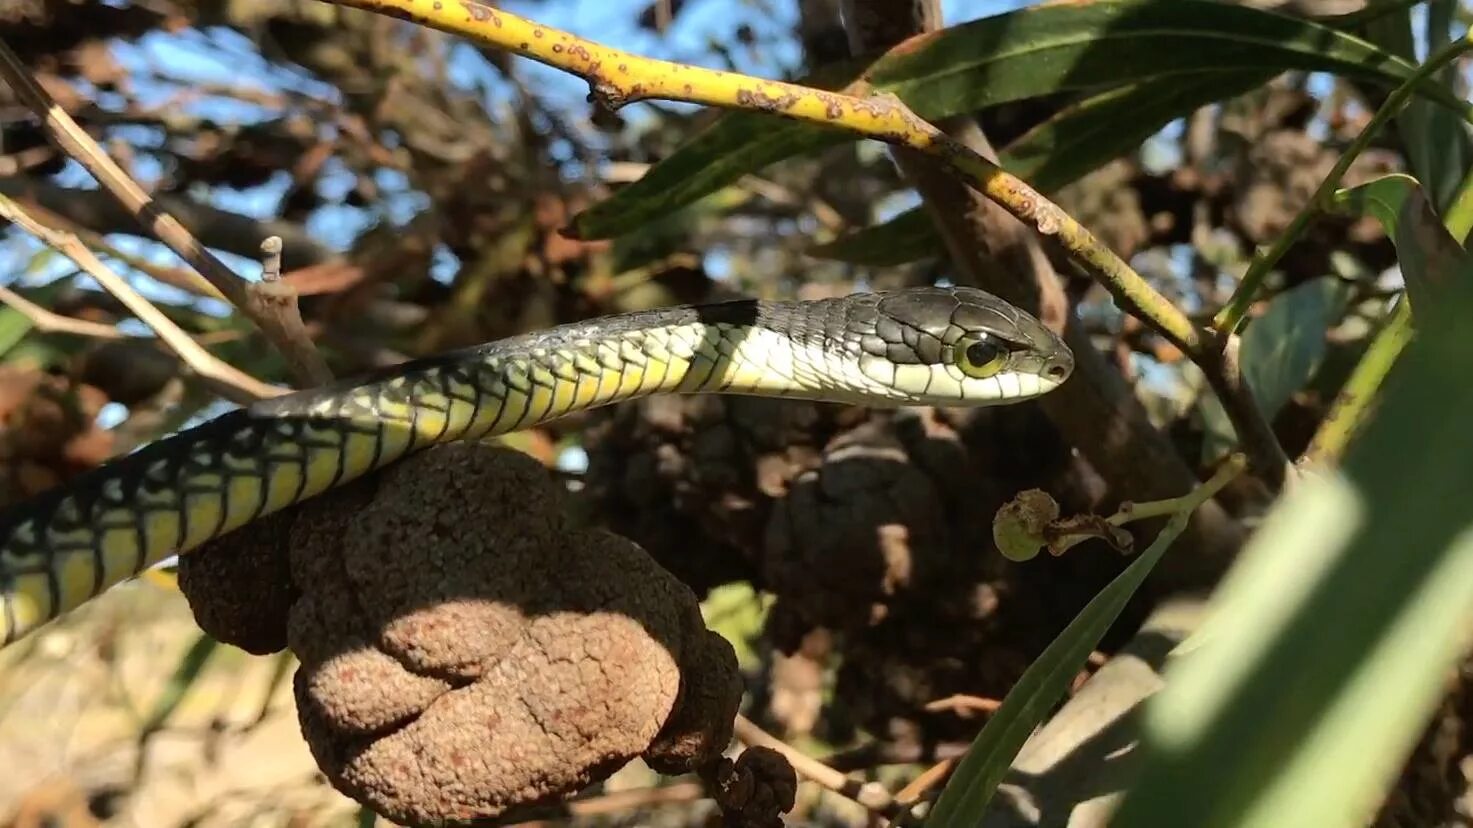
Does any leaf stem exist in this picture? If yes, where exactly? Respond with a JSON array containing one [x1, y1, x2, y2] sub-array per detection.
[[1212, 34, 1473, 337], [1301, 300, 1414, 467], [927, 454, 1246, 825]]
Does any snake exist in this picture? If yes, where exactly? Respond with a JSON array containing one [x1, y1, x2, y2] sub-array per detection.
[[0, 285, 1072, 647]]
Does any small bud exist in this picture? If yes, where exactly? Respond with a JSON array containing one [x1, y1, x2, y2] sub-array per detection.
[[993, 489, 1059, 562]]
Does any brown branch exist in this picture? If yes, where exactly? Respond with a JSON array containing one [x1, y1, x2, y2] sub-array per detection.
[[324, 0, 1287, 488], [838, 0, 1251, 578], [10, 197, 223, 299], [0, 37, 333, 389], [0, 178, 339, 268], [0, 284, 127, 340], [0, 195, 286, 404]]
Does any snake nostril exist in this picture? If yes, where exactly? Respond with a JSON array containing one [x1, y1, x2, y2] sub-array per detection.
[[1045, 363, 1068, 380]]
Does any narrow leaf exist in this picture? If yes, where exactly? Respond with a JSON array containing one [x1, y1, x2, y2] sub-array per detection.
[[573, 0, 1466, 240], [1331, 173, 1473, 310], [0, 306, 34, 359], [810, 71, 1275, 265], [925, 461, 1240, 826], [139, 633, 219, 736], [1199, 278, 1348, 461], [1112, 180, 1473, 828]]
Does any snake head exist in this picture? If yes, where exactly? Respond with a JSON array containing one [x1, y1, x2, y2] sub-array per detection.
[[854, 286, 1074, 406]]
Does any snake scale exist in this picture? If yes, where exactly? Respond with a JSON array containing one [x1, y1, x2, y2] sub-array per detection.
[[0, 286, 1072, 647]]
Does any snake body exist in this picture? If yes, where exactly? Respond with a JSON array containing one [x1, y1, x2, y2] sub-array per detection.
[[0, 286, 1071, 646]]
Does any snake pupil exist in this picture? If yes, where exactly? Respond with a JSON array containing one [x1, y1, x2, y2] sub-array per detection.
[[966, 341, 1001, 366]]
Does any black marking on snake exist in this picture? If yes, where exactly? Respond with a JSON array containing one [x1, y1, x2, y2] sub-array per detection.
[[647, 333, 673, 393], [421, 373, 453, 443], [41, 552, 60, 622], [131, 504, 148, 577], [402, 389, 424, 456], [484, 372, 517, 436], [247, 424, 275, 526], [524, 360, 555, 425], [2, 581, 14, 644], [502, 367, 533, 431]]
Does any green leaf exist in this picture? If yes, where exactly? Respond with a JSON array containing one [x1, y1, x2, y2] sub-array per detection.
[[0, 306, 34, 359], [573, 0, 1466, 240], [139, 632, 219, 736], [1111, 179, 1473, 828], [809, 71, 1275, 265], [1330, 173, 1473, 310], [1199, 278, 1350, 461], [1364, 1, 1472, 211], [1240, 280, 1351, 424], [806, 208, 938, 266], [925, 467, 1236, 826]]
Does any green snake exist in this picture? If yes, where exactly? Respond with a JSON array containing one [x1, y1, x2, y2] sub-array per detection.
[[0, 286, 1072, 646]]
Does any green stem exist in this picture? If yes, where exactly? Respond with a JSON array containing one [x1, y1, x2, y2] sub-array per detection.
[[1212, 34, 1473, 336], [1301, 107, 1473, 468], [1301, 301, 1414, 467]]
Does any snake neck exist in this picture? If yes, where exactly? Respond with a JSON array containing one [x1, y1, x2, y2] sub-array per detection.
[[0, 313, 832, 641]]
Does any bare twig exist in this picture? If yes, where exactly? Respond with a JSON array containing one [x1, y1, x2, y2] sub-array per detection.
[[0, 195, 286, 404], [891, 756, 958, 823], [260, 237, 284, 282], [3, 196, 223, 299], [0, 37, 333, 388], [923, 694, 1003, 718], [0, 283, 126, 340], [733, 714, 909, 820]]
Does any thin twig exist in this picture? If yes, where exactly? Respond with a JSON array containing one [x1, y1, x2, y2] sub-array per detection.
[[324, 0, 1194, 352], [923, 694, 1002, 718], [732, 714, 906, 819], [1301, 300, 1413, 468], [890, 756, 958, 826], [0, 195, 285, 404], [12, 197, 225, 299], [0, 283, 127, 340], [0, 37, 333, 388]]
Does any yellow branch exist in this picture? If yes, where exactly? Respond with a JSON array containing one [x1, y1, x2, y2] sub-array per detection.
[[321, 0, 1201, 355]]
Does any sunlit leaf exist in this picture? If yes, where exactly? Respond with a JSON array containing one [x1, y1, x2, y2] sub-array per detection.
[[1112, 176, 1473, 828], [573, 0, 1466, 240], [1199, 279, 1350, 461], [1331, 173, 1473, 310]]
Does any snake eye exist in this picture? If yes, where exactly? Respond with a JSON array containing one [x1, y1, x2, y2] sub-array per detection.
[[957, 337, 1007, 379]]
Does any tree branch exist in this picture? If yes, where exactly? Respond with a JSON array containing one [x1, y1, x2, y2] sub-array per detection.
[[0, 283, 127, 340], [321, 0, 1288, 485], [0, 195, 286, 404], [0, 37, 333, 389], [0, 178, 338, 269]]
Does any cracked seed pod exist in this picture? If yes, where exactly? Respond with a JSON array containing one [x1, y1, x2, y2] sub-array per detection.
[[769, 405, 1122, 741], [706, 746, 797, 828], [177, 443, 741, 825], [582, 390, 863, 593], [762, 419, 950, 635]]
